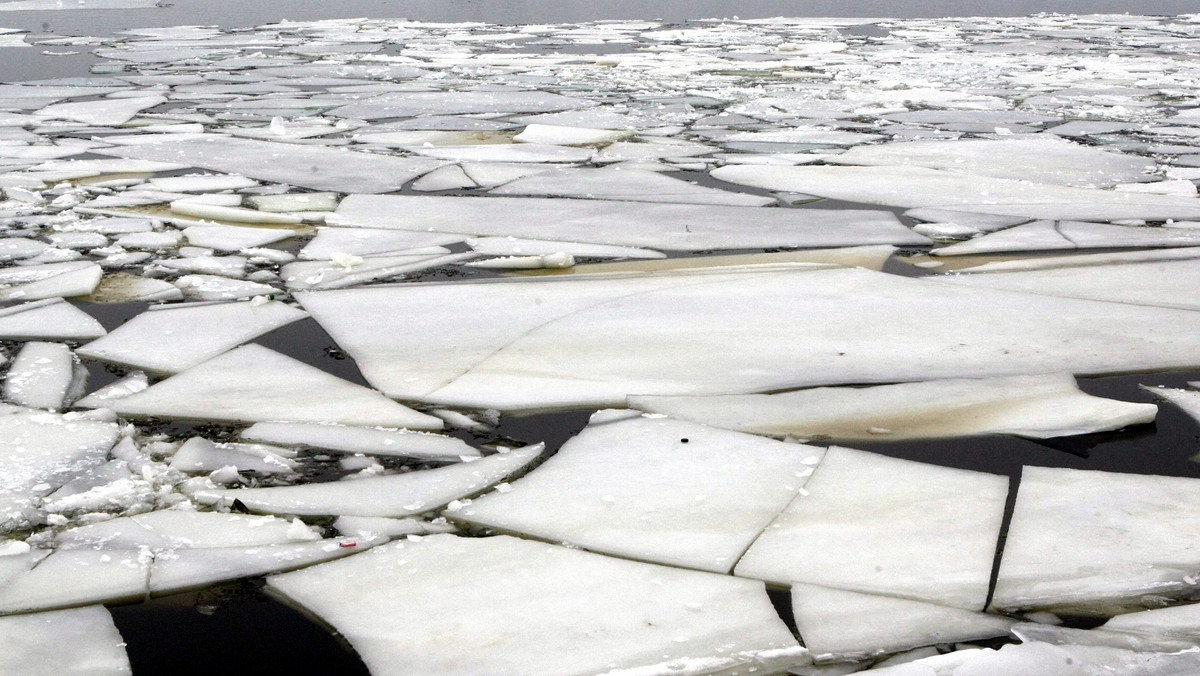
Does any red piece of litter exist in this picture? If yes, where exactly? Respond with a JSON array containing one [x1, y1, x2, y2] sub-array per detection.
[[339, 541, 357, 548]]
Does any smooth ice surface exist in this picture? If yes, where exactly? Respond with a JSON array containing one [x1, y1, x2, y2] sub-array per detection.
[[0, 299, 104, 340], [171, 201, 303, 226], [3, 341, 83, 411], [1102, 602, 1200, 642], [790, 583, 1015, 662], [331, 195, 930, 251], [0, 606, 130, 676], [490, 167, 774, 206], [457, 410, 824, 573], [299, 227, 464, 260], [36, 95, 164, 126], [409, 143, 594, 164], [735, 446, 1008, 610], [267, 534, 805, 676], [629, 373, 1156, 441], [993, 466, 1200, 615], [181, 225, 300, 251], [932, 220, 1200, 256], [466, 236, 663, 260], [329, 89, 593, 120], [299, 266, 1200, 411], [1141, 386, 1200, 426], [87, 343, 443, 429], [239, 421, 481, 461], [94, 136, 445, 193], [169, 437, 298, 475], [76, 299, 307, 374], [280, 252, 474, 291], [869, 642, 1200, 676], [55, 511, 304, 550], [193, 444, 542, 517], [0, 261, 102, 301]]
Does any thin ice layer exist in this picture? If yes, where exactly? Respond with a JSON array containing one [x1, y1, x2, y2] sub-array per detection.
[[628, 373, 1156, 441], [0, 606, 130, 676], [76, 299, 307, 374], [490, 167, 774, 206], [55, 511, 304, 550], [328, 89, 593, 120], [193, 444, 543, 517], [1141, 386, 1200, 425], [0, 299, 105, 340], [267, 534, 806, 676], [239, 421, 480, 460], [932, 220, 1200, 256], [735, 446, 1008, 610], [456, 410, 824, 573], [330, 195, 930, 251], [993, 466, 1200, 615], [3, 341, 84, 411], [298, 265, 1200, 412], [85, 343, 442, 429]]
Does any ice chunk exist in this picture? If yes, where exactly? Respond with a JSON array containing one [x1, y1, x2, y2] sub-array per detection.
[[409, 143, 594, 164], [181, 224, 300, 251], [629, 373, 1156, 441], [466, 236, 663, 260], [933, 220, 1200, 256], [239, 421, 480, 461], [3, 341, 85, 410], [193, 443, 542, 517], [328, 89, 593, 120], [0, 299, 104, 340], [83, 273, 184, 303], [246, 192, 338, 213], [457, 411, 824, 573], [790, 584, 1015, 663], [331, 195, 930, 251], [300, 227, 464, 260], [280, 252, 474, 290], [0, 261, 102, 300], [86, 343, 443, 429], [169, 437, 299, 475], [36, 95, 164, 126], [55, 511, 303, 550], [869, 642, 1200, 676], [513, 124, 631, 146], [491, 167, 775, 206], [993, 466, 1200, 615], [332, 516, 456, 539], [267, 534, 805, 675], [557, 246, 895, 276], [146, 539, 369, 596], [171, 200, 304, 226], [173, 274, 277, 300], [0, 0, 158, 9], [905, 208, 1029, 233], [1141, 386, 1200, 426], [0, 606, 130, 676], [0, 237, 48, 262], [409, 164, 477, 192], [1101, 601, 1200, 643], [735, 446, 1008, 610], [147, 174, 258, 193]]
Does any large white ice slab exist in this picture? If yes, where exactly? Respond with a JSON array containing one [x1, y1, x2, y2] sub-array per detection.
[[490, 167, 776, 206], [193, 443, 543, 517], [735, 446, 1009, 610], [0, 261, 102, 301], [36, 95, 164, 126], [86, 343, 443, 429], [466, 236, 664, 260], [869, 642, 1200, 676], [54, 511, 304, 550], [993, 466, 1200, 615], [3, 341, 84, 411], [328, 89, 593, 120], [0, 606, 130, 676], [628, 373, 1156, 441], [239, 421, 480, 461], [280, 252, 473, 291], [1141, 386, 1200, 426], [76, 299, 306, 374], [331, 195, 931, 251], [408, 143, 593, 164], [299, 227, 464, 260], [169, 436, 298, 475], [932, 220, 1200, 256], [298, 265, 1200, 412], [93, 136, 445, 193], [0, 299, 104, 340], [456, 410, 823, 573], [267, 534, 806, 676], [711, 165, 1200, 221]]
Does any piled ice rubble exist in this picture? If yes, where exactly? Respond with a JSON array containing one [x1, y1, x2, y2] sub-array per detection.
[[1, 9, 1200, 675]]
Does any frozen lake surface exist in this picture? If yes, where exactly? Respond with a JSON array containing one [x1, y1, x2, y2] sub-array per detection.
[[2, 2, 1200, 675]]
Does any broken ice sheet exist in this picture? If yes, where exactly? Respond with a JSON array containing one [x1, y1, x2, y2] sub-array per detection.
[[0, 261, 102, 301], [993, 466, 1200, 615], [868, 642, 1200, 676], [168, 436, 298, 475], [790, 583, 1015, 663], [538, 246, 896, 277], [467, 236, 664, 260], [931, 220, 1200, 256], [629, 373, 1155, 441], [173, 274, 277, 301], [299, 227, 464, 260], [490, 167, 774, 206], [280, 252, 475, 291], [54, 511, 311, 550], [181, 224, 301, 251], [84, 343, 443, 429], [407, 143, 594, 164], [0, 606, 130, 676], [239, 421, 481, 461], [3, 341, 86, 411], [35, 95, 165, 126], [267, 534, 805, 676], [0, 299, 104, 340], [456, 410, 824, 573], [735, 446, 1008, 610], [192, 443, 542, 517], [327, 89, 594, 120]]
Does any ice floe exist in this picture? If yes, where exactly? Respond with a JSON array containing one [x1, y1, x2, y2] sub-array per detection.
[[0, 299, 104, 340], [3, 341, 85, 410], [239, 421, 481, 461], [0, 606, 130, 676]]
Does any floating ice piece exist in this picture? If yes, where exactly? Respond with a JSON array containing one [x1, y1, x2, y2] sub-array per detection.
[[182, 225, 300, 251], [1116, 180, 1198, 196], [147, 174, 257, 193], [555, 247, 896, 276], [869, 642, 1200, 676], [4, 341, 85, 411], [332, 515, 456, 539], [55, 511, 304, 550], [948, 247, 1200, 274], [156, 254, 247, 278], [710, 165, 1200, 221], [1141, 386, 1200, 426], [113, 230, 182, 251], [239, 421, 480, 461], [171, 200, 304, 226], [0, 606, 130, 676], [0, 237, 48, 261], [298, 265, 1200, 412], [408, 164, 477, 191], [328, 89, 593, 120], [173, 274, 277, 301], [0, 261, 102, 300], [299, 228, 464, 260], [790, 583, 1015, 663], [993, 466, 1200, 615], [457, 411, 823, 573], [169, 437, 298, 475], [280, 252, 474, 290], [246, 192, 338, 213], [629, 373, 1155, 441], [719, 128, 885, 146], [0, 0, 159, 9], [331, 196, 929, 251], [93, 136, 445, 193], [194, 443, 542, 517], [36, 95, 164, 126], [933, 220, 1200, 256], [0, 299, 104, 340], [513, 124, 630, 146], [87, 343, 442, 429], [1044, 121, 1138, 137], [464, 254, 574, 269], [268, 534, 805, 676], [467, 236, 664, 260], [491, 167, 774, 206], [904, 208, 1029, 233], [1101, 601, 1200, 643], [75, 372, 148, 407], [460, 162, 561, 188], [409, 143, 594, 164], [85, 273, 184, 303], [826, 137, 1155, 188], [30, 158, 186, 178], [735, 446, 1008, 610]]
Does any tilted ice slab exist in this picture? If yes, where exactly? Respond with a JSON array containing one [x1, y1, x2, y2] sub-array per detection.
[[35, 95, 164, 126], [0, 299, 104, 340], [490, 167, 776, 206], [0, 606, 130, 676], [735, 446, 1009, 610], [790, 583, 1016, 663], [4, 341, 85, 411], [299, 227, 464, 260], [193, 444, 543, 517], [513, 123, 631, 146], [932, 220, 1200, 256], [173, 274, 277, 301], [280, 253, 475, 291], [331, 195, 930, 251], [710, 165, 1200, 222], [76, 299, 306, 374], [239, 421, 481, 461], [267, 535, 806, 676], [1141, 386, 1200, 426], [456, 410, 824, 573], [560, 246, 896, 276], [466, 236, 665, 260], [869, 642, 1200, 676], [299, 265, 1200, 412], [826, 137, 1156, 188], [0, 261, 102, 301], [993, 466, 1200, 615], [54, 511, 307, 550], [86, 344, 442, 429], [93, 136, 445, 193], [1101, 601, 1200, 643], [948, 247, 1200, 274], [328, 89, 593, 120], [407, 143, 594, 164], [628, 373, 1156, 441], [181, 225, 301, 252], [169, 436, 299, 475]]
